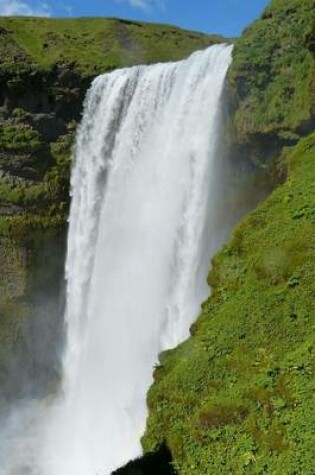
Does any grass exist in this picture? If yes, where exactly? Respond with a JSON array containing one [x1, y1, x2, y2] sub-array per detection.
[[229, 0, 315, 144], [0, 17, 226, 76], [143, 132, 315, 474]]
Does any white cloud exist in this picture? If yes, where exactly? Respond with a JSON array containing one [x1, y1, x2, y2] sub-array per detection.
[[129, 0, 148, 10], [0, 0, 51, 16], [115, 0, 166, 12]]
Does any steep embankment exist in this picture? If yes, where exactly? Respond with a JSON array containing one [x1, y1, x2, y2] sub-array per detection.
[[229, 0, 315, 166], [143, 0, 315, 473], [0, 18, 224, 399], [144, 132, 315, 474]]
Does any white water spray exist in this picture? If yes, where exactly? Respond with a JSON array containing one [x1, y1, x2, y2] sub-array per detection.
[[0, 44, 232, 475]]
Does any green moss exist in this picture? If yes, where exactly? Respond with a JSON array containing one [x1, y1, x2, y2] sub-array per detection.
[[12, 107, 27, 118], [0, 123, 43, 151], [0, 236, 28, 380], [229, 0, 315, 143], [143, 132, 315, 474], [0, 128, 74, 231], [48, 131, 73, 200], [0, 217, 9, 235]]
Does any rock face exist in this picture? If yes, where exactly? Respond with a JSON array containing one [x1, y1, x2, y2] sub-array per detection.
[[0, 18, 225, 399]]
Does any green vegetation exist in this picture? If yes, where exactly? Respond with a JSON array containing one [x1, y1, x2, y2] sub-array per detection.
[[0, 17, 225, 76], [0, 129, 73, 237], [0, 235, 28, 388], [143, 3, 315, 466], [229, 0, 315, 144], [143, 132, 315, 474], [0, 123, 72, 394], [0, 123, 43, 151]]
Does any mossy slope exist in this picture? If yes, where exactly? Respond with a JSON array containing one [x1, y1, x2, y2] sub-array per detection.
[[143, 133, 315, 474], [229, 0, 315, 153], [0, 17, 224, 76]]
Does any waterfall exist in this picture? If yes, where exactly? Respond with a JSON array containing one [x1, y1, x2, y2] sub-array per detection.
[[0, 44, 232, 475]]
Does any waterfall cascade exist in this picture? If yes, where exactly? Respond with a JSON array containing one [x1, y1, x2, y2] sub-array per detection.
[[0, 44, 232, 475]]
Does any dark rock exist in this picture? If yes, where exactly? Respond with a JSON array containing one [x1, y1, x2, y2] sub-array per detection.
[[0, 149, 52, 181], [0, 203, 24, 216], [113, 443, 177, 475], [28, 113, 67, 142]]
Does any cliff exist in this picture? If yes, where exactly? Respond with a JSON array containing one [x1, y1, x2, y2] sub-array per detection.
[[0, 17, 223, 233], [0, 1, 314, 473], [143, 1, 315, 473], [228, 0, 315, 166], [0, 18, 224, 399]]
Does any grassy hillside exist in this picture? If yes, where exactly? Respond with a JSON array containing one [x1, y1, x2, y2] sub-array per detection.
[[229, 0, 315, 148], [143, 132, 315, 474], [0, 17, 224, 76]]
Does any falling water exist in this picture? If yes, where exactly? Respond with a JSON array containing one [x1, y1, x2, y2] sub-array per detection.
[[0, 44, 232, 475]]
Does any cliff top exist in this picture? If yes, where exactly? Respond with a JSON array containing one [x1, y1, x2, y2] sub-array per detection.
[[0, 17, 226, 76]]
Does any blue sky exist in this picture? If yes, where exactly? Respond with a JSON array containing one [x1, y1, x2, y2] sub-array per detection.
[[0, 0, 270, 37]]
